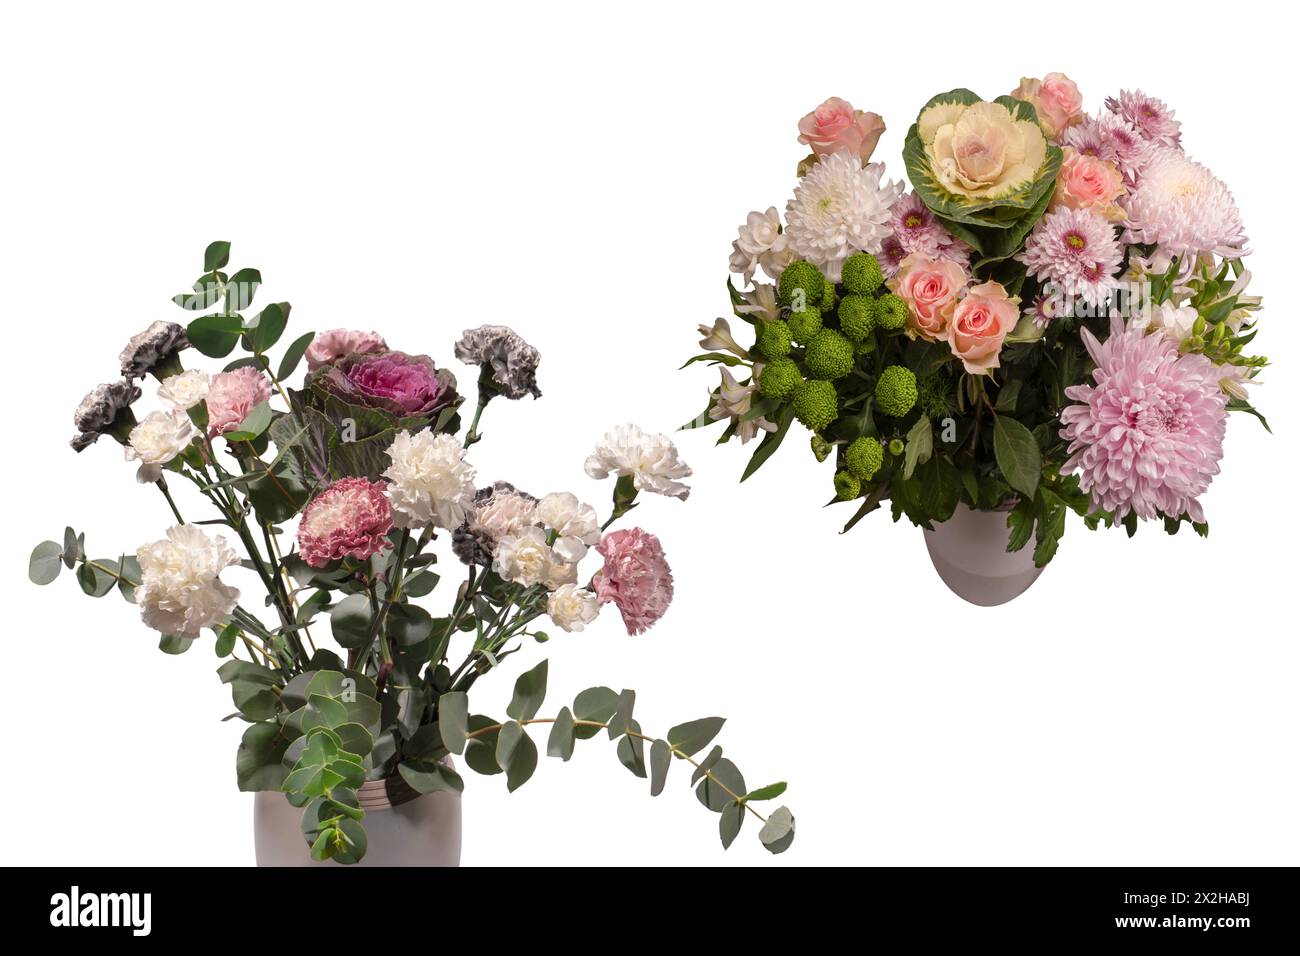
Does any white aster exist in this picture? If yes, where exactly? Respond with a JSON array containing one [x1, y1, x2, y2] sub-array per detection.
[[135, 524, 241, 638], [382, 430, 477, 530], [125, 409, 198, 483], [533, 492, 600, 563], [584, 424, 692, 500], [547, 583, 600, 633], [784, 149, 903, 281], [728, 207, 788, 286], [156, 370, 211, 410], [494, 526, 568, 588], [1122, 148, 1249, 259]]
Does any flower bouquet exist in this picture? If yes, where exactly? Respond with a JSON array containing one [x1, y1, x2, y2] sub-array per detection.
[[31, 242, 794, 863], [686, 80, 1266, 604]]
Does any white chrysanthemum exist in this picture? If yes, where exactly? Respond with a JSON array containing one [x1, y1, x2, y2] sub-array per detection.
[[494, 526, 565, 588], [784, 149, 904, 281], [135, 524, 241, 638], [382, 430, 476, 530], [157, 370, 211, 410], [125, 409, 197, 483], [584, 424, 692, 500], [547, 583, 600, 633], [1122, 148, 1248, 258], [534, 492, 600, 563]]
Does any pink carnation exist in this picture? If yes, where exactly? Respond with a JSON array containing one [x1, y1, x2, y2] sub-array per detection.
[[1060, 317, 1227, 524], [591, 528, 673, 636], [305, 329, 389, 371], [297, 477, 394, 568], [205, 367, 272, 437], [797, 96, 885, 162]]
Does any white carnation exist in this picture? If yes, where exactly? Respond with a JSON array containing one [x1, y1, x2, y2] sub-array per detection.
[[533, 492, 600, 562], [157, 370, 211, 410], [547, 583, 600, 633], [135, 524, 241, 638], [494, 526, 567, 588], [382, 430, 477, 530], [125, 409, 198, 482], [784, 150, 903, 281], [584, 424, 692, 500]]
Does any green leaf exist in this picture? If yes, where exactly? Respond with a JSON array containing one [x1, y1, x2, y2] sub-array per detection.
[[464, 714, 503, 776], [666, 717, 725, 758], [740, 405, 795, 482], [225, 267, 262, 311], [1033, 496, 1067, 568], [546, 706, 576, 761], [506, 659, 548, 722], [992, 415, 1041, 498], [720, 802, 744, 849], [903, 416, 933, 481], [277, 331, 315, 382], [649, 738, 671, 796], [695, 758, 746, 812], [1006, 499, 1035, 553], [116, 555, 141, 602], [616, 720, 647, 778], [745, 781, 787, 801], [62, 527, 81, 567], [214, 624, 238, 657], [607, 688, 636, 740], [402, 570, 439, 597], [77, 559, 119, 597], [158, 634, 194, 655], [398, 759, 464, 795], [758, 806, 796, 854], [329, 593, 372, 649], [236, 721, 288, 791], [246, 302, 290, 353], [204, 241, 231, 272], [573, 686, 619, 740], [691, 745, 723, 785], [222, 400, 274, 442], [496, 721, 538, 792], [187, 313, 244, 358], [28, 541, 62, 585], [438, 692, 469, 755]]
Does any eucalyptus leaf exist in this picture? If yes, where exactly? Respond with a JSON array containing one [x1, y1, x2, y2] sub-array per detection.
[[28, 541, 62, 585], [506, 659, 548, 722]]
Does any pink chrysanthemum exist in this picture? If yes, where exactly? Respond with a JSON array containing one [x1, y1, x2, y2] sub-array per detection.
[[1060, 317, 1227, 523], [206, 367, 272, 437], [1061, 111, 1154, 188], [1121, 147, 1249, 259], [1017, 207, 1123, 307], [297, 477, 394, 568], [881, 192, 971, 272], [876, 234, 909, 279], [1023, 293, 1062, 330], [1105, 90, 1181, 149], [591, 528, 673, 636]]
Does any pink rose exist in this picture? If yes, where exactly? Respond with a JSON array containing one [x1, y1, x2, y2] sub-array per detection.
[[797, 96, 886, 162], [305, 329, 389, 371], [1051, 147, 1125, 221], [1011, 73, 1083, 139], [891, 253, 969, 342], [206, 367, 273, 437], [948, 281, 1020, 375], [591, 528, 673, 636]]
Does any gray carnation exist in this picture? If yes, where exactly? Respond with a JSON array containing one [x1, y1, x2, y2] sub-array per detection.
[[453, 325, 541, 400], [452, 481, 537, 566], [120, 320, 190, 379], [71, 379, 141, 451]]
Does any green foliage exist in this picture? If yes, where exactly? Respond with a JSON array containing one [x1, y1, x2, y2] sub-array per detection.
[[804, 329, 855, 381], [845, 436, 884, 480], [875, 366, 918, 417], [837, 294, 876, 342], [753, 319, 792, 359], [757, 357, 802, 400], [787, 309, 822, 344], [876, 294, 908, 331], [833, 470, 861, 500], [777, 260, 824, 308], [791, 379, 838, 432], [841, 253, 883, 295]]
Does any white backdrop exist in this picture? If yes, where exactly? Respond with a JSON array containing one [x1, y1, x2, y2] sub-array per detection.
[[3, 1, 1296, 867]]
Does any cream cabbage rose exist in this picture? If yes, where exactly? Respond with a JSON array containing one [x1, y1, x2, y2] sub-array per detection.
[[919, 99, 1047, 201]]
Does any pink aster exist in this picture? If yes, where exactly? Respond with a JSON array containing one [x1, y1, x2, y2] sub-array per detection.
[[1105, 90, 1181, 149], [205, 367, 273, 437], [1060, 316, 1227, 524], [297, 477, 394, 568], [591, 528, 673, 636], [878, 192, 970, 278], [1018, 207, 1122, 308], [1062, 111, 1154, 188]]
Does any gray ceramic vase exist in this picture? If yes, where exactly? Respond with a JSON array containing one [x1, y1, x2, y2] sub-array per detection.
[[923, 503, 1044, 606]]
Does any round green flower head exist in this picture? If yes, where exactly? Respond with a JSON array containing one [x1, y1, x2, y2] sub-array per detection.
[[804, 328, 854, 380], [876, 293, 908, 331], [888, 438, 905, 457], [845, 436, 884, 480], [792, 379, 838, 432], [855, 337, 877, 356], [787, 309, 823, 345], [819, 280, 838, 314], [841, 253, 883, 295], [754, 318, 792, 359], [777, 260, 825, 309], [833, 470, 861, 501], [810, 434, 832, 463], [875, 365, 918, 417], [757, 357, 802, 400], [918, 372, 954, 419], [838, 294, 877, 343]]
